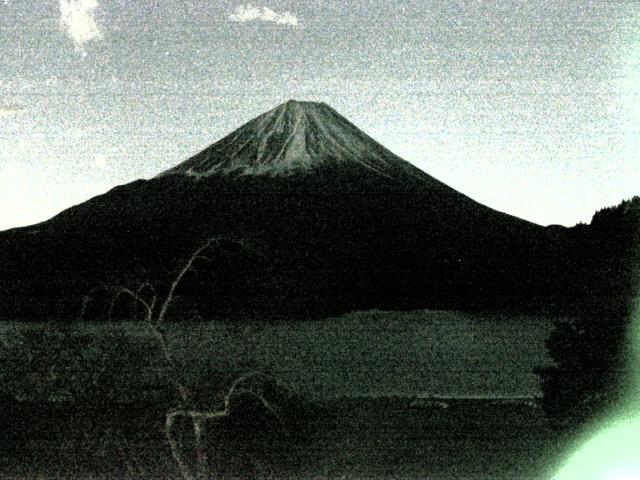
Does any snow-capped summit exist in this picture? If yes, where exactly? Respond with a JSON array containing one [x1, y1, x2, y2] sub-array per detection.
[[159, 100, 426, 179]]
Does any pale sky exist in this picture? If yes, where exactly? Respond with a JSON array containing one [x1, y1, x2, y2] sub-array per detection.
[[1, 0, 639, 231]]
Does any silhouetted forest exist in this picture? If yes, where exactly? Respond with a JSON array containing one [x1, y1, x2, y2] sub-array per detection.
[[537, 196, 640, 426]]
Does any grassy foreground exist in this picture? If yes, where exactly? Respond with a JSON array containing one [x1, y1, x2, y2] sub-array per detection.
[[0, 396, 569, 479]]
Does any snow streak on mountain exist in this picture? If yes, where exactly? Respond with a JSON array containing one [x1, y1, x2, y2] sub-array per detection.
[[160, 100, 427, 180]]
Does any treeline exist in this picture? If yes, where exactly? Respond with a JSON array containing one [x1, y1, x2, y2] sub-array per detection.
[[537, 196, 640, 426]]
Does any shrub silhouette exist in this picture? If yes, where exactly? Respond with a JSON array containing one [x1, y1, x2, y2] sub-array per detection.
[[78, 238, 309, 480], [0, 324, 162, 403], [537, 197, 640, 427]]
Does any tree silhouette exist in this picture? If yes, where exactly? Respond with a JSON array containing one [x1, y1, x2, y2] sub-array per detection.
[[537, 197, 640, 427], [82, 237, 298, 480]]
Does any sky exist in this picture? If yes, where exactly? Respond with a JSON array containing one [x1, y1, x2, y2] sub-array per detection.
[[0, 0, 639, 230]]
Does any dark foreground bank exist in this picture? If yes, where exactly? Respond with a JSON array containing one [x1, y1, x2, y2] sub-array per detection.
[[0, 397, 568, 479]]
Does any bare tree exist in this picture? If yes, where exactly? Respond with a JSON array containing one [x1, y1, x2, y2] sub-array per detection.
[[81, 238, 290, 480]]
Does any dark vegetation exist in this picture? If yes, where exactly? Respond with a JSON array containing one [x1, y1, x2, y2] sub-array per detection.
[[0, 392, 556, 479], [0, 324, 163, 404], [536, 197, 640, 427], [0, 322, 314, 479]]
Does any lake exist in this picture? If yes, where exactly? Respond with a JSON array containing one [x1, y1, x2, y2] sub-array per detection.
[[0, 309, 556, 401]]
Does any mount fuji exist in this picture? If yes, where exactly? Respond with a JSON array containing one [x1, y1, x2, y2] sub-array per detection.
[[160, 100, 430, 179], [0, 101, 565, 320]]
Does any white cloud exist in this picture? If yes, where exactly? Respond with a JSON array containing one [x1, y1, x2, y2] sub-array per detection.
[[229, 4, 299, 27], [94, 153, 108, 169], [59, 0, 102, 54], [0, 104, 24, 118]]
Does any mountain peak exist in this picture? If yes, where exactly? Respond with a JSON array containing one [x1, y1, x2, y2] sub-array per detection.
[[284, 98, 321, 107], [281, 99, 328, 112], [159, 101, 427, 179]]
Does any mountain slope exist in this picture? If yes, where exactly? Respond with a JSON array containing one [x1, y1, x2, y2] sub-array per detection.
[[0, 101, 563, 321], [159, 100, 430, 180]]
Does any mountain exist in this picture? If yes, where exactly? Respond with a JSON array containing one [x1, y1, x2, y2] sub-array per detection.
[[160, 100, 428, 179], [0, 101, 573, 321]]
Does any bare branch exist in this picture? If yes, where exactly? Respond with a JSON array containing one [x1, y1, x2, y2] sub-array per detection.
[[162, 372, 291, 479], [149, 294, 158, 317], [155, 238, 222, 327], [193, 255, 213, 264], [79, 283, 110, 320], [148, 323, 190, 404], [80, 282, 155, 322], [165, 411, 195, 480], [225, 372, 292, 431], [107, 287, 153, 323], [81, 236, 273, 480], [136, 280, 157, 297]]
